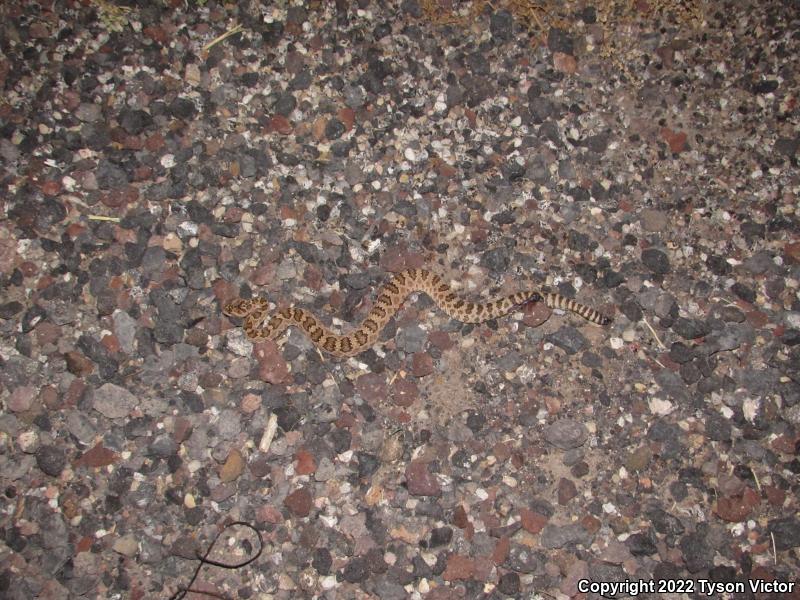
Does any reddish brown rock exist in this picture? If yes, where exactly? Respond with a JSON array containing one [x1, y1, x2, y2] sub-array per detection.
[[336, 412, 356, 429], [378, 245, 425, 273], [255, 341, 291, 384], [256, 504, 284, 524], [442, 553, 475, 581], [284, 488, 313, 517], [581, 514, 602, 534], [492, 536, 510, 565], [101, 334, 121, 354], [34, 322, 60, 346], [41, 180, 62, 196], [553, 52, 577, 74], [391, 377, 418, 407], [763, 485, 786, 507], [492, 441, 511, 462], [64, 378, 86, 407], [338, 107, 355, 130], [40, 385, 59, 410], [433, 158, 457, 178], [660, 127, 688, 153], [405, 461, 441, 497], [715, 487, 761, 522], [145, 132, 165, 152], [29, 22, 50, 38], [99, 185, 136, 208], [19, 261, 39, 277], [428, 330, 454, 350], [64, 351, 94, 377], [745, 310, 769, 328], [770, 434, 797, 454], [519, 508, 548, 534], [453, 504, 469, 529], [268, 115, 293, 135], [522, 302, 550, 327], [785, 241, 800, 263], [143, 25, 169, 44], [303, 264, 323, 290], [76, 536, 93, 553], [294, 448, 317, 475], [240, 393, 261, 414], [74, 443, 118, 468], [411, 352, 434, 377], [355, 372, 387, 403], [557, 477, 578, 504]]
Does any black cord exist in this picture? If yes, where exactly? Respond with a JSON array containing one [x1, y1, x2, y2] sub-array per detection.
[[169, 520, 264, 600]]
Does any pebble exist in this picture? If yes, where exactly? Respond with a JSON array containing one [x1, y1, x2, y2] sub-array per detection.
[[769, 518, 800, 551], [92, 383, 137, 419], [544, 419, 589, 450], [284, 488, 313, 517], [546, 326, 586, 355], [539, 524, 591, 549], [405, 461, 441, 497], [672, 317, 711, 339], [219, 449, 245, 482], [395, 324, 427, 354], [8, 386, 35, 412], [639, 209, 668, 232], [112, 534, 139, 557], [489, 10, 513, 41], [36, 445, 66, 477], [641, 248, 671, 274]]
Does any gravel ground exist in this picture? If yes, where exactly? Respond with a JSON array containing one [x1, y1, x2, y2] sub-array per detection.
[[1, 1, 799, 598]]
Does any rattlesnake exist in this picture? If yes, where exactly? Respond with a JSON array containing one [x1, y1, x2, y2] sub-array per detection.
[[223, 268, 611, 358]]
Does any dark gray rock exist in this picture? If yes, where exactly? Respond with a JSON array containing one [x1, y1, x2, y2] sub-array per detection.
[[547, 27, 574, 54], [342, 556, 370, 583], [490, 10, 514, 41], [118, 108, 153, 134], [672, 317, 711, 339], [480, 247, 512, 272], [544, 419, 588, 449], [546, 326, 586, 354], [273, 92, 297, 116], [540, 523, 591, 548], [769, 518, 800, 551], [497, 571, 521, 595], [169, 97, 197, 120], [679, 530, 714, 572], [654, 370, 691, 403], [641, 248, 671, 274], [36, 444, 66, 477]]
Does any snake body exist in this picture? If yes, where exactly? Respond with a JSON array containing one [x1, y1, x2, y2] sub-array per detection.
[[224, 268, 610, 358]]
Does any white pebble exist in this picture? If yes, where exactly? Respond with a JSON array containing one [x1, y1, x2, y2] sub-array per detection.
[[648, 397, 674, 416], [321, 576, 337, 590], [18, 430, 40, 453]]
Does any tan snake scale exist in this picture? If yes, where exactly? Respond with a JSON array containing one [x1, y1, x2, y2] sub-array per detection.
[[223, 268, 611, 357]]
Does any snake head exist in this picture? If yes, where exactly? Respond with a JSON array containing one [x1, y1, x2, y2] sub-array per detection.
[[528, 292, 543, 304]]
